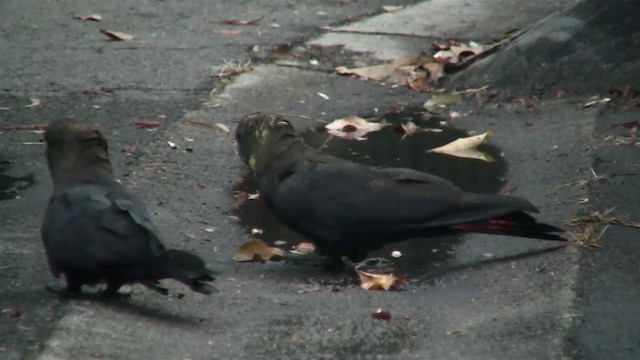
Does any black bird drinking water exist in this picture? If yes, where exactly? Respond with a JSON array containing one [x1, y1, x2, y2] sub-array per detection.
[[235, 112, 566, 268]]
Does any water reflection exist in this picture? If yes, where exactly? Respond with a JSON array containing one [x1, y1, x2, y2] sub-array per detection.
[[234, 108, 506, 275]]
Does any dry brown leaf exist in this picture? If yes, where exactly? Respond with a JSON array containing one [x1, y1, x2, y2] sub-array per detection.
[[335, 57, 416, 82], [133, 118, 161, 129], [428, 131, 495, 162], [234, 238, 284, 262], [356, 269, 406, 291], [422, 62, 445, 82], [290, 242, 315, 255], [325, 115, 389, 141], [218, 15, 264, 26], [406, 71, 430, 92], [99, 29, 134, 41]]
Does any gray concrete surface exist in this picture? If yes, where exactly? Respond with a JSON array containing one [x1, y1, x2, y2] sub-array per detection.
[[0, 0, 636, 359]]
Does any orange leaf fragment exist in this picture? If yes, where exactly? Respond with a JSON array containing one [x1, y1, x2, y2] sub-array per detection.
[[356, 269, 406, 291], [234, 238, 284, 262]]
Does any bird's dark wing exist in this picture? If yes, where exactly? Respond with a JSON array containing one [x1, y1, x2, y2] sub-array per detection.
[[41, 183, 166, 275], [267, 158, 541, 240], [266, 159, 463, 235]]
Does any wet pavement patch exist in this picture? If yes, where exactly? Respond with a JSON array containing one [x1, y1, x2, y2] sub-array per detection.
[[234, 107, 507, 276], [0, 160, 34, 201]]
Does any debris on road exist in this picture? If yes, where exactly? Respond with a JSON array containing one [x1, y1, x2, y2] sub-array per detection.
[[25, 98, 42, 108], [74, 14, 102, 22], [371, 308, 392, 321], [133, 118, 161, 129], [216, 15, 264, 26], [234, 238, 284, 262], [99, 29, 135, 41], [427, 131, 495, 162], [325, 115, 389, 140]]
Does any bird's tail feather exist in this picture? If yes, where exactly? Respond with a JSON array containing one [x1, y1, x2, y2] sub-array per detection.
[[451, 211, 566, 241]]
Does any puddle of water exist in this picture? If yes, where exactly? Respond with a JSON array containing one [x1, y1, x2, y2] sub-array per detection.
[[234, 107, 507, 276], [0, 160, 35, 201]]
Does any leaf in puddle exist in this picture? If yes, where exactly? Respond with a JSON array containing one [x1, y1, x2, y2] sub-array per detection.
[[423, 93, 462, 111], [99, 29, 135, 41], [234, 238, 284, 262], [325, 115, 389, 141], [335, 57, 416, 82], [427, 131, 495, 162], [290, 242, 315, 255], [399, 121, 442, 139], [356, 269, 406, 291], [218, 15, 264, 26]]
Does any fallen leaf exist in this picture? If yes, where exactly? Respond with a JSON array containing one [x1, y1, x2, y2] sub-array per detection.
[[274, 240, 287, 246], [406, 71, 430, 92], [75, 14, 102, 22], [356, 269, 406, 291], [423, 93, 462, 111], [583, 97, 611, 108], [371, 308, 391, 321], [335, 57, 416, 82], [428, 131, 495, 162], [290, 242, 315, 255], [234, 238, 284, 262], [382, 5, 404, 12], [99, 29, 134, 41], [203, 227, 216, 233], [215, 123, 230, 133], [25, 98, 42, 108], [422, 62, 445, 82], [325, 115, 389, 140], [167, 141, 177, 149], [391, 250, 402, 258], [398, 121, 442, 139], [213, 29, 243, 36], [317, 92, 330, 100], [133, 118, 161, 129], [217, 15, 264, 26]]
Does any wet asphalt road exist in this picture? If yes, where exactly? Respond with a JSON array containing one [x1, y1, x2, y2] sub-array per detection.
[[1, 0, 639, 359]]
